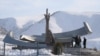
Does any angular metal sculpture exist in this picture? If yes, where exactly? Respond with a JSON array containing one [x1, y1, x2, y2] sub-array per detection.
[[54, 22, 92, 38], [54, 22, 92, 43], [3, 22, 92, 48], [3, 9, 92, 48]]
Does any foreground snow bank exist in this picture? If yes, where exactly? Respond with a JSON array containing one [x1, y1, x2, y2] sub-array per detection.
[[0, 48, 73, 56]]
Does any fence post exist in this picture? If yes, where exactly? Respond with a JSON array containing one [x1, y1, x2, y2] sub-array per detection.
[[4, 42, 5, 56], [37, 42, 39, 56]]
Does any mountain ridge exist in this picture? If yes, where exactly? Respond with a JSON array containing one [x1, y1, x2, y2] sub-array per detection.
[[0, 11, 100, 38]]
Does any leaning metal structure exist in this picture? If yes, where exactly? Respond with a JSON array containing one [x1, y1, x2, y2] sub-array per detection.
[[54, 22, 92, 42], [3, 32, 46, 48]]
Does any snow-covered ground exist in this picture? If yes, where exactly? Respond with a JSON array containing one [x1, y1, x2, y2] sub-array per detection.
[[0, 48, 73, 56], [0, 35, 73, 56], [0, 35, 100, 56]]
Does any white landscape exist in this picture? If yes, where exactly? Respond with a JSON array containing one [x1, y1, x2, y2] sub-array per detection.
[[0, 11, 100, 56], [0, 0, 100, 56]]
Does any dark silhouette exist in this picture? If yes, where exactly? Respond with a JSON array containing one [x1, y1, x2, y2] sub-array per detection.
[[75, 37, 78, 47], [44, 9, 51, 45], [83, 37, 87, 48], [73, 35, 81, 48], [78, 35, 81, 47], [71, 39, 74, 47]]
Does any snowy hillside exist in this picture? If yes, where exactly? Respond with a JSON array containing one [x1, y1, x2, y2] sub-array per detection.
[[22, 11, 100, 39], [0, 18, 17, 31], [0, 12, 100, 37], [0, 11, 100, 38], [22, 17, 62, 35], [51, 11, 100, 38], [0, 27, 7, 34], [0, 15, 44, 38]]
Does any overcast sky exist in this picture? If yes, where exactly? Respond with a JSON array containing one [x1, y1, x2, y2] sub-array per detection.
[[0, 0, 100, 18]]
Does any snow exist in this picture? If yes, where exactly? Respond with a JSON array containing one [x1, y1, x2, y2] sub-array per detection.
[[0, 35, 99, 56], [88, 38, 100, 42], [0, 18, 17, 31], [15, 15, 44, 28], [0, 11, 100, 37], [87, 38, 100, 50], [49, 17, 62, 33], [0, 48, 73, 56]]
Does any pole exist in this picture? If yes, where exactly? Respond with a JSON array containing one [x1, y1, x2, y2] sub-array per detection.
[[4, 42, 5, 56], [19, 37, 22, 56], [37, 42, 39, 56]]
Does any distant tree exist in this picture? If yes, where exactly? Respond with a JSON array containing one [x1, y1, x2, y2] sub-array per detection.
[[52, 42, 63, 55]]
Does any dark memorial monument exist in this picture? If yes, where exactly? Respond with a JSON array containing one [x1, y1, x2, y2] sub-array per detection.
[[44, 9, 53, 45]]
